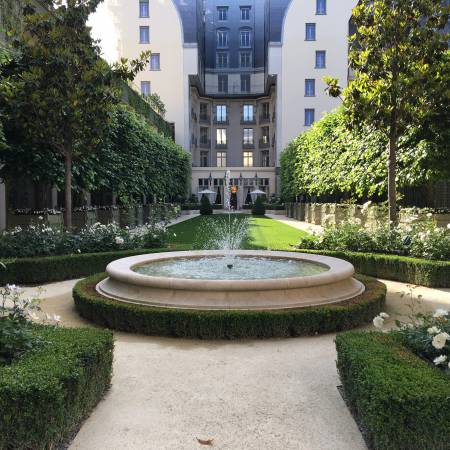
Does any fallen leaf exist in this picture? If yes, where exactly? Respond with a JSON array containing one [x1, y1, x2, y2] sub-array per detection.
[[196, 437, 214, 446]]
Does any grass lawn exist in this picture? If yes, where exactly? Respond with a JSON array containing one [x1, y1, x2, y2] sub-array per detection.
[[168, 214, 310, 251]]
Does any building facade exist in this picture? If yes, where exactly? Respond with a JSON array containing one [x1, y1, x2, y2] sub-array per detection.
[[92, 0, 358, 206]]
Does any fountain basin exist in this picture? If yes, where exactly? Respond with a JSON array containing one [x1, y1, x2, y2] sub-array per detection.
[[96, 250, 365, 310]]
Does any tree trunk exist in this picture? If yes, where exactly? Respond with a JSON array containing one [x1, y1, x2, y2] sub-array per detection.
[[64, 152, 73, 229], [387, 112, 398, 226]]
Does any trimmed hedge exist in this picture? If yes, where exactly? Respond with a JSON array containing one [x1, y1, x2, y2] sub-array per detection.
[[0, 247, 172, 284], [336, 332, 450, 450], [296, 249, 450, 288], [0, 325, 113, 450], [73, 273, 386, 339]]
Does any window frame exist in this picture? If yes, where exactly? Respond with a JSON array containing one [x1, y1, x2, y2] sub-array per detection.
[[216, 51, 229, 69], [240, 74, 251, 93], [139, 0, 149, 18], [200, 151, 209, 168], [243, 151, 254, 167], [139, 26, 150, 44], [149, 53, 160, 71], [216, 29, 229, 48], [218, 74, 228, 93], [239, 29, 251, 48], [316, 0, 327, 15], [216, 105, 227, 122], [243, 128, 254, 145], [239, 51, 252, 68], [140, 81, 151, 96], [305, 23, 316, 41], [217, 6, 228, 21], [243, 105, 254, 122], [216, 128, 227, 146], [240, 6, 251, 21], [304, 108, 315, 126], [217, 151, 227, 168], [261, 150, 270, 167], [305, 79, 316, 97], [315, 50, 326, 69]]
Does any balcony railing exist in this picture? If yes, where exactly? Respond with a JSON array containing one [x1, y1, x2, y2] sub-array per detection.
[[215, 142, 228, 149], [213, 117, 229, 125], [259, 138, 270, 149], [241, 118, 256, 125], [259, 115, 270, 124], [243, 142, 255, 149], [199, 114, 211, 124], [199, 140, 211, 148]]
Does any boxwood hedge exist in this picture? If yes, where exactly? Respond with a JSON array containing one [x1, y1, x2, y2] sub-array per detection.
[[0, 325, 113, 450], [73, 273, 386, 339], [336, 331, 450, 450], [296, 249, 449, 288]]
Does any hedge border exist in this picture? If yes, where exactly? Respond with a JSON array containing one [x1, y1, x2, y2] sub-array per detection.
[[73, 273, 386, 339], [296, 249, 449, 288], [336, 331, 450, 450], [0, 325, 113, 450]]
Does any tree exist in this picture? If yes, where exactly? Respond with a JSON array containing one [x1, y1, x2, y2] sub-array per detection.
[[200, 195, 213, 215], [334, 0, 449, 223], [1, 0, 148, 227], [252, 196, 266, 216]]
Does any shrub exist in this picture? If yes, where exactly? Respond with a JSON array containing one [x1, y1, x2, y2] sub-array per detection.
[[252, 196, 266, 216], [73, 273, 386, 339], [298, 220, 450, 260], [200, 195, 213, 215], [336, 331, 450, 450], [0, 325, 113, 450]]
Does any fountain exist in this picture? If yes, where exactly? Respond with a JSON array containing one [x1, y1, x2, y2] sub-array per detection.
[[96, 171, 365, 310]]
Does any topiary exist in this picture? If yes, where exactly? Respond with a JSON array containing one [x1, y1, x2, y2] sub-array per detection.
[[200, 195, 213, 215], [252, 196, 266, 216]]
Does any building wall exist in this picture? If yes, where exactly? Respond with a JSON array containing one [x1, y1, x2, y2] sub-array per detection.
[[274, 0, 357, 156]]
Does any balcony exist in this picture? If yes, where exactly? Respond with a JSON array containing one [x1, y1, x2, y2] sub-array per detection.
[[199, 114, 211, 124], [191, 110, 197, 122], [199, 139, 211, 149], [213, 117, 229, 125], [241, 118, 256, 125], [215, 142, 228, 149], [259, 138, 270, 149], [259, 114, 270, 124], [243, 142, 255, 149]]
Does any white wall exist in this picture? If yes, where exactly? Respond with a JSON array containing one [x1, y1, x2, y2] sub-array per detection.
[[275, 0, 357, 156], [90, 0, 196, 150]]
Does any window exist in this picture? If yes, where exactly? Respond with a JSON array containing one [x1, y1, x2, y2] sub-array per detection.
[[261, 126, 270, 144], [240, 6, 250, 21], [241, 74, 250, 93], [139, 0, 149, 17], [217, 29, 228, 48], [216, 105, 227, 122], [305, 79, 315, 97], [243, 151, 253, 167], [240, 30, 251, 47], [217, 152, 227, 167], [139, 26, 150, 43], [200, 103, 208, 120], [261, 103, 270, 120], [315, 50, 326, 68], [243, 105, 254, 122], [305, 23, 316, 40], [150, 53, 160, 70], [218, 74, 228, 93], [243, 128, 254, 145], [305, 109, 315, 126], [140, 81, 151, 96], [216, 52, 228, 68], [240, 51, 252, 68], [261, 150, 270, 167], [217, 6, 228, 21], [316, 0, 327, 15], [216, 129, 227, 146], [200, 151, 209, 167], [200, 127, 209, 144]]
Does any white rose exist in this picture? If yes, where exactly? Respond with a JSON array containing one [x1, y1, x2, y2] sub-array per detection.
[[426, 212, 433, 218], [379, 312, 389, 319], [433, 355, 447, 365], [427, 326, 441, 335], [373, 315, 384, 329], [433, 309, 449, 318], [447, 223, 450, 230], [115, 237, 125, 245], [432, 332, 450, 350]]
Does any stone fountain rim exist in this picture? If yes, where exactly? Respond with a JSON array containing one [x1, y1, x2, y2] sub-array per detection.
[[105, 250, 355, 292]]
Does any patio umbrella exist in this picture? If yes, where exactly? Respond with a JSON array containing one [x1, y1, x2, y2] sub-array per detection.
[[250, 188, 266, 202], [197, 189, 217, 204]]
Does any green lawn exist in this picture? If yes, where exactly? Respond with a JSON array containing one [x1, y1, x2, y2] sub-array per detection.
[[168, 214, 310, 251]]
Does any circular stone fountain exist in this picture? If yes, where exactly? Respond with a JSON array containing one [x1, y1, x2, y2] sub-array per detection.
[[96, 250, 365, 310]]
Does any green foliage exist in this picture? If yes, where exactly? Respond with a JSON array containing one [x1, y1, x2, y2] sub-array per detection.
[[0, 247, 172, 285], [251, 196, 266, 216], [298, 221, 450, 260], [279, 108, 443, 200], [0, 325, 113, 450], [294, 249, 450, 288], [336, 332, 450, 450], [199, 195, 213, 215], [74, 273, 385, 339]]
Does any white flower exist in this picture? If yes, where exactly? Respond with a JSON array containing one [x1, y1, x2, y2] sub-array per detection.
[[77, 249, 81, 253], [373, 315, 385, 329], [53, 314, 61, 323], [447, 223, 450, 230], [427, 326, 441, 335], [115, 237, 125, 245], [6, 284, 22, 295], [29, 311, 40, 321], [433, 309, 449, 318], [379, 312, 389, 319], [433, 355, 447, 365], [38, 215, 44, 220], [432, 332, 450, 350], [426, 212, 433, 218], [361, 201, 372, 211], [448, 361, 450, 369], [173, 233, 177, 237]]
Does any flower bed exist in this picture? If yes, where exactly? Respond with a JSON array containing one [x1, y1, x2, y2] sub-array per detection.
[[336, 331, 450, 450], [0, 325, 113, 450], [73, 273, 386, 339]]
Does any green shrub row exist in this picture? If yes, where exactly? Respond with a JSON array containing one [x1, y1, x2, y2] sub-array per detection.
[[0, 325, 113, 450], [296, 249, 450, 288], [0, 247, 172, 284], [73, 273, 386, 339], [336, 331, 450, 450]]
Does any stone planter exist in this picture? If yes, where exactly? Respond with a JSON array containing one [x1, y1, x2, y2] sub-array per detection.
[[7, 213, 64, 230], [97, 209, 120, 225], [119, 208, 136, 228], [72, 210, 98, 230]]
